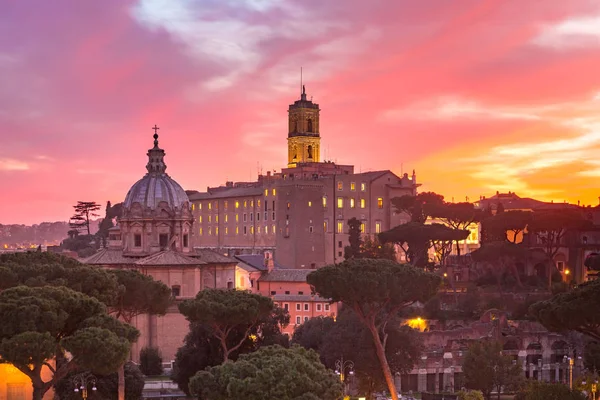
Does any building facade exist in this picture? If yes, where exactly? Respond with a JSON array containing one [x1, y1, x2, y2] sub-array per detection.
[[189, 87, 418, 268]]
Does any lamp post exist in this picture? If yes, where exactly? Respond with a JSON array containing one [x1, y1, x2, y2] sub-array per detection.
[[335, 356, 354, 397], [569, 358, 574, 390], [73, 373, 97, 400]]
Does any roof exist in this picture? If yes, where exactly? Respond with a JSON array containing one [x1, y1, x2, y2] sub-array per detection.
[[188, 187, 263, 201], [192, 248, 237, 264], [234, 254, 286, 272], [134, 250, 206, 266], [83, 248, 137, 265], [478, 193, 579, 211], [353, 170, 391, 181], [272, 294, 330, 302], [259, 268, 313, 282], [124, 173, 190, 211]]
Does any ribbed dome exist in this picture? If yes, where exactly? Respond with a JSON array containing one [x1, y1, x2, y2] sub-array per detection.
[[123, 128, 190, 211], [124, 174, 189, 211]]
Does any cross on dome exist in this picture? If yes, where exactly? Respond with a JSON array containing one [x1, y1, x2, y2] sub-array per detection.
[[146, 125, 167, 174]]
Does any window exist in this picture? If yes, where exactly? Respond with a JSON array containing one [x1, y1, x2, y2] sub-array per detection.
[[257, 212, 261, 221], [361, 182, 366, 191], [272, 211, 276, 220], [272, 225, 276, 234], [208, 215, 212, 223], [224, 201, 228, 210], [225, 227, 228, 235], [250, 226, 254, 234], [375, 221, 382, 233], [192, 203, 195, 211], [208, 202, 212, 210], [350, 182, 356, 191], [243, 226, 247, 235], [214, 201, 218, 210], [215, 215, 219, 223], [264, 189, 268, 196], [171, 285, 181, 297], [304, 303, 309, 311], [183, 234, 188, 248], [337, 197, 344, 208], [235, 201, 240, 209], [323, 196, 327, 207], [236, 214, 239, 222], [304, 316, 309, 322], [199, 227, 203, 235], [360, 222, 365, 232], [250, 200, 254, 207], [159, 233, 169, 248], [134, 234, 142, 247], [257, 199, 261, 208], [270, 291, 276, 295], [284, 303, 289, 311], [360, 198, 366, 208], [308, 200, 312, 207], [236, 226, 239, 235], [377, 197, 383, 209], [309, 226, 313, 233], [338, 241, 342, 248], [296, 316, 301, 324], [225, 214, 228, 222], [325, 304, 330, 311], [243, 213, 247, 222], [324, 220, 328, 232], [199, 215, 202, 223], [350, 198, 355, 208], [296, 303, 301, 311], [244, 200, 247, 208], [208, 227, 212, 235], [557, 261, 565, 271], [337, 221, 343, 233], [215, 227, 219, 235], [285, 291, 290, 295], [337, 181, 343, 191], [264, 212, 268, 220], [199, 203, 202, 210], [257, 226, 261, 234], [317, 304, 322, 311], [272, 188, 276, 196], [338, 251, 342, 257], [250, 213, 253, 221], [227, 281, 233, 289]]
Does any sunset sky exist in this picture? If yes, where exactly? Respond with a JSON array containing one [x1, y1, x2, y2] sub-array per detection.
[[2, 0, 600, 224]]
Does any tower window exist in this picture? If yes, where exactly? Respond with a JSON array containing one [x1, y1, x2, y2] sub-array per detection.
[[350, 198, 355, 208], [337, 221, 343, 233], [337, 197, 344, 208], [377, 197, 383, 209], [361, 183, 366, 191], [183, 234, 189, 248], [134, 234, 142, 247], [375, 221, 382, 233], [337, 181, 343, 191], [307, 118, 313, 132], [307, 145, 313, 159], [159, 234, 169, 248]]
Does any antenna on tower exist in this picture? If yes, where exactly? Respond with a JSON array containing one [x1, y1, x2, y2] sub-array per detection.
[[300, 67, 303, 97]]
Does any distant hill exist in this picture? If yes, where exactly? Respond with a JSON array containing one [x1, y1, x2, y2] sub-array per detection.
[[0, 220, 100, 247]]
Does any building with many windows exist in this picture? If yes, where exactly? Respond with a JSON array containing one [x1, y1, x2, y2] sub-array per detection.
[[188, 86, 418, 268]]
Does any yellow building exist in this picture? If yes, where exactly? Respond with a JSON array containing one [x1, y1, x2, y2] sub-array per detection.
[[0, 361, 53, 400]]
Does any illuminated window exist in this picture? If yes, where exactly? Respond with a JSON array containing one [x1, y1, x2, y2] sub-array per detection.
[[242, 200, 246, 208], [360, 222, 365, 232], [225, 227, 228, 235], [208, 202, 212, 210], [199, 227, 203, 235], [236, 214, 239, 222], [215, 215, 218, 223], [322, 196, 327, 207], [257, 199, 261, 207], [235, 201, 240, 209], [272, 188, 276, 196], [375, 221, 381, 233], [257, 226, 261, 234], [225, 214, 228, 223], [308, 201, 312, 207], [361, 183, 366, 191], [214, 201, 218, 210], [215, 227, 219, 235], [360, 199, 366, 208], [199, 216, 202, 223], [337, 221, 343, 233], [337, 197, 343, 208], [224, 201, 228, 210], [250, 226, 254, 234], [287, 202, 291, 210], [208, 227, 212, 235], [192, 204, 195, 211], [324, 220, 328, 232], [236, 227, 239, 235], [208, 215, 212, 223], [350, 198, 355, 208], [337, 181, 343, 191], [377, 197, 383, 209], [350, 182, 356, 191], [199, 203, 202, 210], [272, 225, 276, 234], [264, 189, 268, 196], [250, 200, 254, 207]]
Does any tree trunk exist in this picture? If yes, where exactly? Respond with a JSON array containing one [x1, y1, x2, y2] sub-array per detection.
[[118, 363, 125, 400], [367, 323, 398, 400], [32, 385, 44, 400]]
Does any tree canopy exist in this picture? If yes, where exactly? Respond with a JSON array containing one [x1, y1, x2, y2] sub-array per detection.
[[189, 345, 343, 400], [515, 381, 586, 400], [70, 201, 101, 235], [0, 285, 138, 400], [530, 279, 600, 341], [307, 258, 440, 400], [391, 192, 445, 223], [471, 242, 529, 289], [179, 289, 284, 362], [528, 209, 589, 259], [462, 341, 522, 400]]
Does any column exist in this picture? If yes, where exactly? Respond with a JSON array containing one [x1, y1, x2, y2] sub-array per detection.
[[418, 369, 427, 393]]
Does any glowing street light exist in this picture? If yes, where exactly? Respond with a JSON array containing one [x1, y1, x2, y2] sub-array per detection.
[[335, 356, 354, 397], [73, 373, 97, 400]]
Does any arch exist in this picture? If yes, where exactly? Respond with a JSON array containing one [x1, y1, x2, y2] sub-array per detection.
[[307, 145, 313, 159]]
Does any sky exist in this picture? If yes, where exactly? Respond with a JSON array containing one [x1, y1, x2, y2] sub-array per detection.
[[2, 0, 600, 224]]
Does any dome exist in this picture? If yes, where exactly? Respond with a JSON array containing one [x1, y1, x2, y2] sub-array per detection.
[[123, 128, 190, 211], [124, 174, 189, 211]]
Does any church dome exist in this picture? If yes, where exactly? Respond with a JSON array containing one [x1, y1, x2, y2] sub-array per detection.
[[123, 129, 190, 211]]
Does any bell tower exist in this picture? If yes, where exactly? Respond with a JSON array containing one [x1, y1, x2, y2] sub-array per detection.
[[287, 85, 321, 167]]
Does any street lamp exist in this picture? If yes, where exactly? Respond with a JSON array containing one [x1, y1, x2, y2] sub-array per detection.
[[335, 356, 354, 397], [73, 373, 97, 400]]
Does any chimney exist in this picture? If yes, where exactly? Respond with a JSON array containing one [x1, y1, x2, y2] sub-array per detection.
[[264, 251, 274, 273]]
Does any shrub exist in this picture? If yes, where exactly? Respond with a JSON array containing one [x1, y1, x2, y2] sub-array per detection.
[[140, 346, 163, 376]]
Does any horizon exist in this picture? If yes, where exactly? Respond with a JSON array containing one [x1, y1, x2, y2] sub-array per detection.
[[2, 0, 600, 225]]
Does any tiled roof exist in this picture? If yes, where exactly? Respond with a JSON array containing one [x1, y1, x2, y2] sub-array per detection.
[[272, 294, 331, 302], [83, 249, 137, 265], [234, 254, 286, 271], [236, 261, 261, 273], [258, 269, 313, 282], [134, 250, 206, 266], [188, 187, 263, 201], [192, 248, 237, 264]]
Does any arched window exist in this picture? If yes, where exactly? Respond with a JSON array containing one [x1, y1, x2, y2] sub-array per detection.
[[307, 119, 313, 132], [307, 145, 313, 159]]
